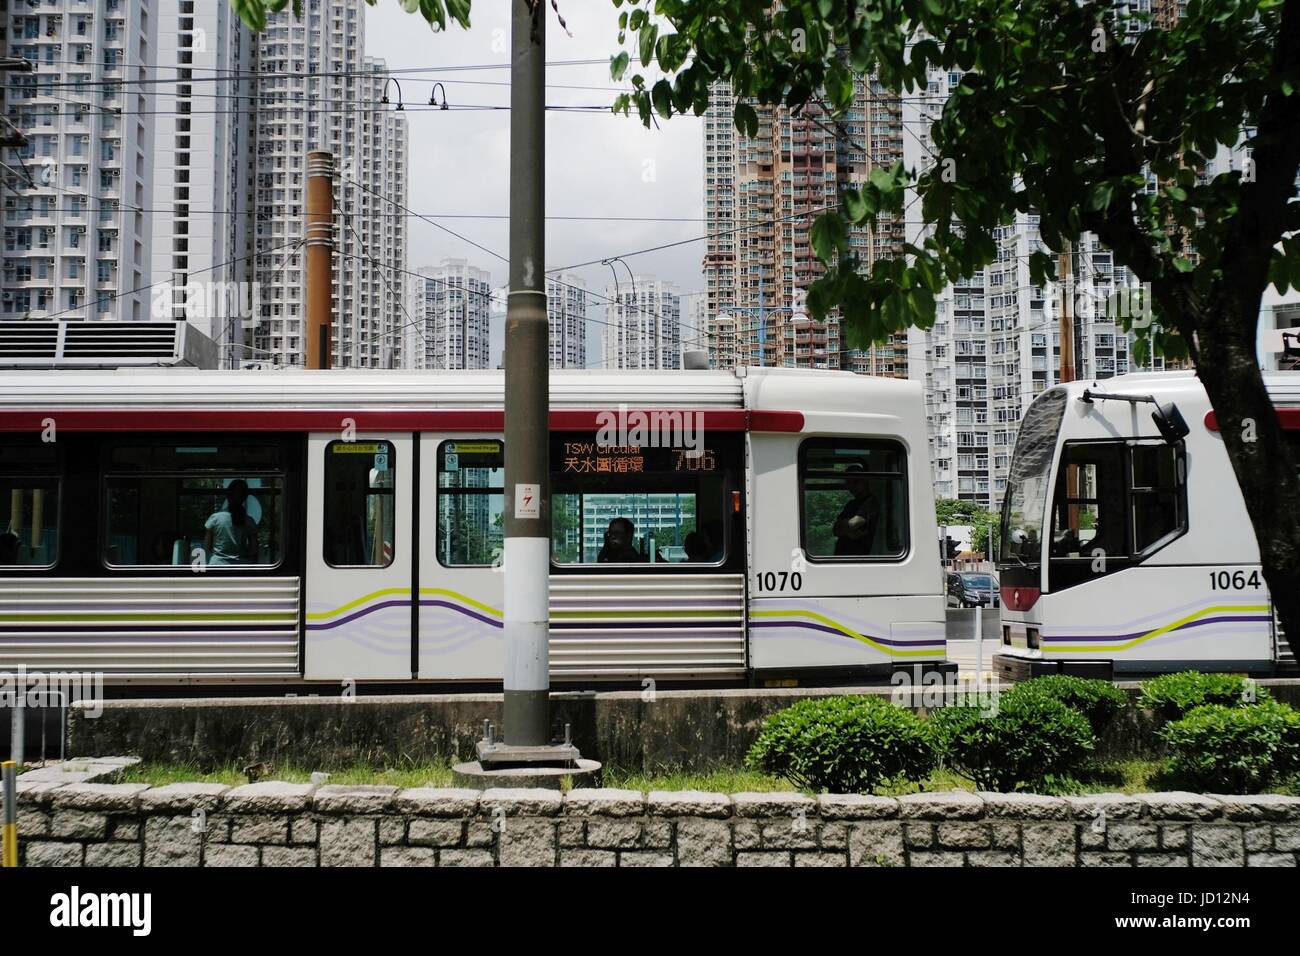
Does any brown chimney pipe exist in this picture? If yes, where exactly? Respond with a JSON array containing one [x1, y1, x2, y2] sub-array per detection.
[[305, 151, 334, 369]]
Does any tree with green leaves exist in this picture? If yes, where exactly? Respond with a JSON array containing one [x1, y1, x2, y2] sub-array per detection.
[[231, 0, 1300, 640], [935, 498, 1000, 556]]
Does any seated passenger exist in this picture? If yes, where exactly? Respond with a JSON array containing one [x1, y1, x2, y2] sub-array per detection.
[[597, 517, 643, 563], [684, 531, 710, 562], [832, 464, 881, 556], [0, 531, 18, 565]]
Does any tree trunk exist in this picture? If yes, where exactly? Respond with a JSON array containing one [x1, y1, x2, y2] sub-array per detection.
[[1192, 294, 1300, 664]]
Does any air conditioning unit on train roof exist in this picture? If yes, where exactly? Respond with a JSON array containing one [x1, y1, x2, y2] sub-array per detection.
[[0, 320, 218, 368]]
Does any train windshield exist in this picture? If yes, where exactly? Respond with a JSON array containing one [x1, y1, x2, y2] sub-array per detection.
[[999, 387, 1068, 566]]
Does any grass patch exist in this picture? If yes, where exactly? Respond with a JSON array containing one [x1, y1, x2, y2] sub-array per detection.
[[113, 758, 1300, 796], [601, 768, 798, 793], [118, 762, 456, 789]]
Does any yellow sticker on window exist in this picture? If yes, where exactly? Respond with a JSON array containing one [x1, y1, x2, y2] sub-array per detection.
[[332, 443, 383, 454], [449, 442, 501, 454]]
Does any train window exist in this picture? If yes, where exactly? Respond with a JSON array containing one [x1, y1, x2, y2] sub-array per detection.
[[798, 438, 908, 561], [436, 440, 503, 567], [550, 431, 740, 566], [103, 444, 284, 569], [1050, 440, 1185, 564], [0, 440, 60, 569], [0, 478, 59, 568], [1130, 443, 1183, 553], [324, 440, 396, 568], [1050, 444, 1124, 558]]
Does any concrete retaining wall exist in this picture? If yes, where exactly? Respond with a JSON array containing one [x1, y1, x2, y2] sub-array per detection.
[[10, 782, 1300, 867], [64, 681, 1300, 773]]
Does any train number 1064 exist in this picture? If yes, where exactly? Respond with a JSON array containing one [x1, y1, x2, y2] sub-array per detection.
[[1209, 569, 1263, 590]]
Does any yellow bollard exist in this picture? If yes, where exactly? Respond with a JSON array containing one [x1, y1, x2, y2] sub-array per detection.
[[1, 759, 16, 867]]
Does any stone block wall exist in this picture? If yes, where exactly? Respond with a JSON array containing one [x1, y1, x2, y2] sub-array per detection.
[[9, 783, 1300, 867]]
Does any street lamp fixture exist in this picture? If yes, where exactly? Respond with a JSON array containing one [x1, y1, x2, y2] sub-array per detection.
[[381, 78, 404, 111]]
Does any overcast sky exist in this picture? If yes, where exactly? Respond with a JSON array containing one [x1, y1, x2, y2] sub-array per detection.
[[364, 2, 706, 365]]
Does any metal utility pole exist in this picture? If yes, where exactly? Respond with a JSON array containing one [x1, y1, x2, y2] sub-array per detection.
[[1058, 241, 1080, 533], [305, 151, 334, 370], [453, 0, 593, 788], [1057, 240, 1075, 384], [501, 0, 550, 747]]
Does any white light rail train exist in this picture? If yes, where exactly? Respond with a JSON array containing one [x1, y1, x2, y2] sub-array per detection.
[[997, 370, 1299, 679], [0, 367, 949, 690]]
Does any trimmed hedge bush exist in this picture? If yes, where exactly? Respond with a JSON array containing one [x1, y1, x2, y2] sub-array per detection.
[[745, 695, 935, 793], [929, 694, 1094, 792], [1004, 675, 1128, 735], [1139, 671, 1269, 721], [1161, 701, 1300, 794]]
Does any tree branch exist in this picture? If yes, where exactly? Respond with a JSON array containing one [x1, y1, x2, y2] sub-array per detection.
[[1210, 0, 1300, 332]]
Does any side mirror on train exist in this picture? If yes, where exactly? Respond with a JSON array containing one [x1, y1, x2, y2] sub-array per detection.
[[1151, 401, 1190, 444]]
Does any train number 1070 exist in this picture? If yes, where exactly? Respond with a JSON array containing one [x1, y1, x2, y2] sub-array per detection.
[[1209, 569, 1263, 590], [756, 571, 802, 592]]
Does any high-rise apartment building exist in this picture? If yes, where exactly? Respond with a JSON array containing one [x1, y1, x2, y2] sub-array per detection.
[[149, 0, 254, 367], [1, 0, 405, 369], [700, 79, 908, 374], [403, 259, 492, 370], [250, 3, 407, 368], [903, 43, 1167, 510], [680, 290, 707, 361], [547, 273, 586, 369], [1, 0, 157, 323], [601, 275, 680, 370]]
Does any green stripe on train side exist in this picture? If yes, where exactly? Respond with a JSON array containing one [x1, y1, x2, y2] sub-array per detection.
[[750, 608, 941, 658], [304, 587, 503, 621], [1043, 603, 1272, 654]]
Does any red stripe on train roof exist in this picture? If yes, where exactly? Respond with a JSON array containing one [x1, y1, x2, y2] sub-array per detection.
[[1204, 408, 1300, 432], [0, 408, 805, 433]]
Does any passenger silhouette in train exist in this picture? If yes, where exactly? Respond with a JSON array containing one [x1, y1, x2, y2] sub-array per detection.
[[204, 479, 259, 565], [684, 531, 711, 562], [597, 517, 643, 563], [0, 531, 18, 565], [833, 463, 882, 556]]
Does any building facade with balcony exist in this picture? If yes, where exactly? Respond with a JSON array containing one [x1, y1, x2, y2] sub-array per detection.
[[1, 0, 156, 323], [547, 272, 587, 369], [403, 258, 492, 371], [250, 2, 407, 368], [601, 275, 681, 370]]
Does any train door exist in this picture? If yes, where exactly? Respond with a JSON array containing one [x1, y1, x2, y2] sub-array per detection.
[[748, 432, 945, 678], [416, 435, 505, 679], [304, 432, 413, 680]]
